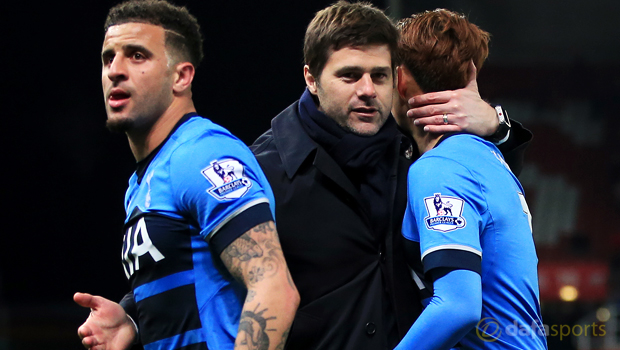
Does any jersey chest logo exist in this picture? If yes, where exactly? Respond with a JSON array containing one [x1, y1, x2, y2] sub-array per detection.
[[423, 193, 467, 232], [201, 158, 253, 200], [122, 217, 165, 279]]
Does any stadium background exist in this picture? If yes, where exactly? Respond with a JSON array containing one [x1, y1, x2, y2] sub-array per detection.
[[1, 0, 619, 349]]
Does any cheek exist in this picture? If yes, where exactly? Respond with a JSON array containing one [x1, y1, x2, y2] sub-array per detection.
[[101, 79, 111, 95], [378, 86, 394, 105], [325, 86, 350, 108]]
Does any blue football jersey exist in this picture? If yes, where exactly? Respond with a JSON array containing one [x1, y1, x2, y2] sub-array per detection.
[[402, 134, 546, 349], [121, 114, 275, 350]]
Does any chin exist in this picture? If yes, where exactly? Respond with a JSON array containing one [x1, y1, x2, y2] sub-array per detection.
[[347, 124, 380, 136], [106, 115, 135, 133], [348, 117, 389, 136]]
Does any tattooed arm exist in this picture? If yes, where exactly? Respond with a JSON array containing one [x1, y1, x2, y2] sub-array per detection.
[[221, 221, 300, 350]]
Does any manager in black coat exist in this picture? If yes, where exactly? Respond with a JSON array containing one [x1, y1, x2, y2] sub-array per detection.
[[251, 3, 531, 349]]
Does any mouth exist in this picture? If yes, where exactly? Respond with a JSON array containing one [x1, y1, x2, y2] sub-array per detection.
[[351, 107, 378, 119], [107, 89, 131, 109]]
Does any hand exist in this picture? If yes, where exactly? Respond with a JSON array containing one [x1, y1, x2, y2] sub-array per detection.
[[74, 292, 137, 350], [407, 60, 498, 136]]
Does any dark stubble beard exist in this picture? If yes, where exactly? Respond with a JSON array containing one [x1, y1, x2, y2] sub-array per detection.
[[105, 116, 135, 133]]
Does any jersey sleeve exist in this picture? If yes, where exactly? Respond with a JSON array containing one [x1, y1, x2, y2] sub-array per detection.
[[406, 156, 488, 275], [169, 129, 274, 254], [394, 269, 482, 350]]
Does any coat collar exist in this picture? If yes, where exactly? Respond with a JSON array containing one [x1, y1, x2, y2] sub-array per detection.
[[270, 99, 417, 179], [271, 100, 318, 179]]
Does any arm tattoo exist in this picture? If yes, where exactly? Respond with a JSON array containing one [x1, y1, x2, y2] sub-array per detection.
[[223, 221, 295, 350], [251, 222, 276, 235], [246, 290, 256, 303], [235, 305, 277, 350], [225, 234, 264, 261], [221, 221, 287, 288], [275, 328, 290, 350]]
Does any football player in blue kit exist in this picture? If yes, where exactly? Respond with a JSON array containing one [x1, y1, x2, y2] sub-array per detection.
[[392, 10, 546, 350], [73, 1, 299, 349]]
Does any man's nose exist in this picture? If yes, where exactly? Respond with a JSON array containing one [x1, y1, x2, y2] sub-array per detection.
[[107, 56, 128, 82], [356, 74, 376, 98]]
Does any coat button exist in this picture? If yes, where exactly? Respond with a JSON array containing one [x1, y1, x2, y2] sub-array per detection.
[[379, 251, 386, 262], [365, 322, 376, 335]]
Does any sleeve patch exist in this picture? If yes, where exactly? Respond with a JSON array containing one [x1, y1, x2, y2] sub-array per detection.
[[423, 193, 467, 232], [201, 158, 253, 201]]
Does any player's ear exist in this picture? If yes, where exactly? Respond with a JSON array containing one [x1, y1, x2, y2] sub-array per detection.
[[396, 66, 408, 101], [397, 65, 423, 102], [173, 62, 195, 94]]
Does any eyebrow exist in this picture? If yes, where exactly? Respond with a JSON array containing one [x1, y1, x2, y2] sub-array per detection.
[[101, 44, 154, 59], [101, 47, 114, 60], [371, 66, 392, 74], [334, 65, 392, 75]]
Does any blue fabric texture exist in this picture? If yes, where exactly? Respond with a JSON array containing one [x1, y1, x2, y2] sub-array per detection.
[[400, 134, 547, 349]]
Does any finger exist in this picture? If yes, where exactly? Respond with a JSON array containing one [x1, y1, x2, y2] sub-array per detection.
[[81, 335, 99, 349], [407, 104, 452, 119], [464, 60, 479, 93], [423, 124, 463, 134], [78, 323, 91, 338], [412, 114, 452, 126], [74, 292, 100, 310], [408, 90, 453, 107]]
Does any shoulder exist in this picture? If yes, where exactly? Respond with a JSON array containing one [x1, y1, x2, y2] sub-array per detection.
[[413, 135, 496, 173], [250, 101, 305, 173], [170, 117, 254, 163], [250, 128, 289, 184], [173, 117, 245, 148], [408, 137, 486, 194], [409, 152, 470, 182], [159, 117, 263, 188], [250, 128, 276, 158]]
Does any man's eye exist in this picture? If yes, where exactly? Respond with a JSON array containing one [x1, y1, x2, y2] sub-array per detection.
[[373, 73, 388, 80], [133, 53, 145, 60], [102, 56, 114, 66], [372, 73, 390, 83], [341, 72, 359, 81]]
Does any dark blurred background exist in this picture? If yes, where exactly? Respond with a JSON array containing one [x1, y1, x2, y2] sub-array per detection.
[[1, 0, 619, 349]]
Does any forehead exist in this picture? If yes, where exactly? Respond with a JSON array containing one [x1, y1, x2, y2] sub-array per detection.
[[324, 44, 392, 69], [103, 22, 166, 51]]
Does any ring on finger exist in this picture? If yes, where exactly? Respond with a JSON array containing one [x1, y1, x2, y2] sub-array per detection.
[[442, 113, 449, 124]]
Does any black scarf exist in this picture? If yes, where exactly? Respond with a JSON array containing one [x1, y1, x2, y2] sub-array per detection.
[[297, 88, 398, 171]]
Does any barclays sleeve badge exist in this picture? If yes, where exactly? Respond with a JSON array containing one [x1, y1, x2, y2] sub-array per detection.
[[201, 159, 253, 200], [423, 193, 467, 232]]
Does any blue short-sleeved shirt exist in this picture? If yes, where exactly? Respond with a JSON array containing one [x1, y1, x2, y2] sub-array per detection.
[[121, 113, 275, 350], [402, 133, 546, 349]]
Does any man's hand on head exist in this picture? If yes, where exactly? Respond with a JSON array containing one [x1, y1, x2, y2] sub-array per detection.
[[406, 61, 498, 137]]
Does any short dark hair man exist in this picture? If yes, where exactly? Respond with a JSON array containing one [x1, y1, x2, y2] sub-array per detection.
[[74, 1, 298, 349], [251, 1, 530, 349]]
